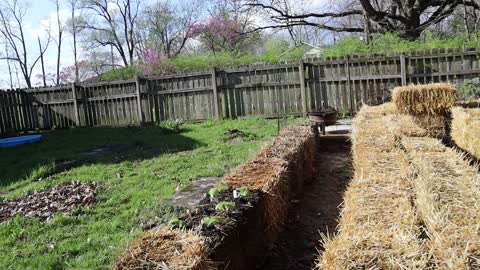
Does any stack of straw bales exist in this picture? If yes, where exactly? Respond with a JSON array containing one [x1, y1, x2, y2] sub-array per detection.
[[451, 107, 480, 159], [401, 136, 480, 268], [318, 105, 428, 269], [224, 125, 316, 240], [113, 229, 214, 270], [392, 83, 457, 137], [319, 100, 480, 269]]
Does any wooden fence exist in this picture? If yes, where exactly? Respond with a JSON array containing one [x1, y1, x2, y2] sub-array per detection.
[[1, 48, 479, 135]]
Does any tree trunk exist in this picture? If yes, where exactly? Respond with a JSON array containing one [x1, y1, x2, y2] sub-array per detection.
[[38, 37, 47, 87]]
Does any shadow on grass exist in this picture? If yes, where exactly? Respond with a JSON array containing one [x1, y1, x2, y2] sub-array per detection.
[[0, 125, 203, 188]]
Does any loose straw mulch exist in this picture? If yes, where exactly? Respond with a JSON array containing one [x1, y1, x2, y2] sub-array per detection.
[[113, 229, 215, 270], [392, 83, 457, 115], [401, 137, 480, 269], [451, 106, 480, 159]]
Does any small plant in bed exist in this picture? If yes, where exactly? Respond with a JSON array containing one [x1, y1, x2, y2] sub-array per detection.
[[215, 201, 235, 211], [208, 182, 228, 200], [167, 216, 185, 229], [201, 216, 224, 227], [235, 187, 251, 198]]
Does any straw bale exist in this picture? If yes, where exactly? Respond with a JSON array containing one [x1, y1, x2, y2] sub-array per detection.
[[451, 107, 480, 159], [400, 136, 446, 153], [385, 114, 430, 137], [224, 124, 317, 239], [319, 173, 427, 269], [392, 83, 457, 115], [113, 229, 214, 270], [403, 137, 480, 268], [355, 102, 398, 120], [411, 114, 447, 137]]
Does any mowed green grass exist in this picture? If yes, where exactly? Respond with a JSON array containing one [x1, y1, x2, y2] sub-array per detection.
[[0, 118, 292, 269]]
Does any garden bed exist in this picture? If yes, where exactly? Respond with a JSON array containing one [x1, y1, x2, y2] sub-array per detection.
[[115, 125, 318, 269]]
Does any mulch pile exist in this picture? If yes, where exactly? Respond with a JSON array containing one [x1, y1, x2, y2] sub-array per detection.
[[0, 182, 97, 222]]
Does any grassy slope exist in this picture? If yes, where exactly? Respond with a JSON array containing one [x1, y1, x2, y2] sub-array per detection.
[[0, 118, 290, 269]]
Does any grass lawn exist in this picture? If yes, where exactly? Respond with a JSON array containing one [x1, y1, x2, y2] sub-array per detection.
[[0, 118, 295, 269]]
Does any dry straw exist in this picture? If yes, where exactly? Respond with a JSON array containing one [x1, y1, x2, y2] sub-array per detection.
[[392, 83, 457, 115], [451, 106, 480, 159], [402, 136, 480, 269], [224, 125, 316, 240], [113, 229, 215, 270], [318, 105, 428, 269]]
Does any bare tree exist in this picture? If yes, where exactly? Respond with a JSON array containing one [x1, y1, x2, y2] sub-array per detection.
[[247, 0, 480, 40], [83, 0, 141, 67], [139, 0, 202, 58], [67, 0, 83, 82], [2, 40, 14, 89], [38, 36, 47, 87], [0, 0, 51, 88], [48, 0, 66, 86]]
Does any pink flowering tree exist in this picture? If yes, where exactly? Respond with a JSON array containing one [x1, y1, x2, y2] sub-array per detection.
[[35, 60, 97, 85], [141, 48, 176, 76], [188, 15, 249, 53]]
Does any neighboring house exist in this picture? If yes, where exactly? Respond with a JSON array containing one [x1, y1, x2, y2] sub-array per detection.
[[279, 42, 324, 59]]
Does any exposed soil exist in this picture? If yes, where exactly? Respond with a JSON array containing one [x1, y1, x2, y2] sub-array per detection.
[[257, 135, 352, 270], [0, 182, 97, 222], [178, 187, 261, 248]]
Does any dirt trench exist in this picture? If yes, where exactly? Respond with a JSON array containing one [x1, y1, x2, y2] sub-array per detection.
[[256, 135, 351, 270]]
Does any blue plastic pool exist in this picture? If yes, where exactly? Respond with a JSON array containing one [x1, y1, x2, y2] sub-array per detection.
[[0, 135, 43, 148]]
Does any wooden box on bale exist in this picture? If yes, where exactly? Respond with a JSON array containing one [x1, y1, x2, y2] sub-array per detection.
[[392, 83, 457, 137], [224, 125, 317, 241]]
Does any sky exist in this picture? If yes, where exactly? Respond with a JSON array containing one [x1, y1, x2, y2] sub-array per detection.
[[0, 0, 330, 89]]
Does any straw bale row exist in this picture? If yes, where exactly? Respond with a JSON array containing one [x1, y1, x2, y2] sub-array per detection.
[[400, 137, 480, 269], [224, 125, 317, 239], [319, 105, 428, 269], [451, 106, 480, 159], [113, 229, 214, 270]]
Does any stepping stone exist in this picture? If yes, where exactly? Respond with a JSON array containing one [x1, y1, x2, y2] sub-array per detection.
[[165, 177, 221, 210]]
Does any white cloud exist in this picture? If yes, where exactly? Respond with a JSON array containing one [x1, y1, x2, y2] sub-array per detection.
[[29, 8, 69, 40]]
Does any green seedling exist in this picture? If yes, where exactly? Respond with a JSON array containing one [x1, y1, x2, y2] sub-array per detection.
[[201, 216, 224, 226], [215, 201, 235, 211], [167, 216, 185, 228], [236, 187, 251, 197], [208, 182, 228, 198]]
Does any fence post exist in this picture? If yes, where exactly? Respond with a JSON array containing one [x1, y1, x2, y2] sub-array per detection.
[[346, 55, 354, 115], [71, 83, 80, 127], [211, 68, 220, 119], [400, 53, 407, 86], [135, 76, 144, 125], [298, 60, 307, 116]]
